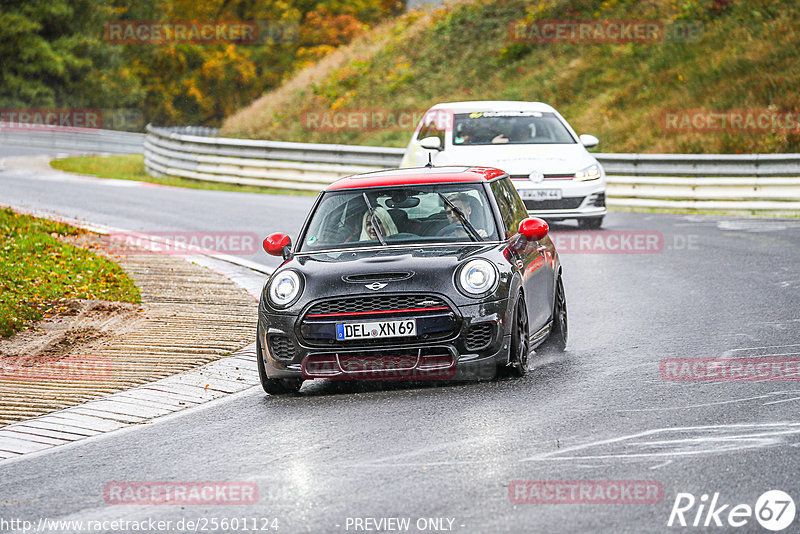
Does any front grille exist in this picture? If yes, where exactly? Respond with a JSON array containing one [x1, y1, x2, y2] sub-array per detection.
[[465, 323, 493, 350], [268, 335, 294, 360], [524, 196, 585, 211], [306, 295, 449, 317]]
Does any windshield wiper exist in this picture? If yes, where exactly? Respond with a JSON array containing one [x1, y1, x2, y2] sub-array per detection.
[[362, 192, 387, 246], [438, 193, 481, 242]]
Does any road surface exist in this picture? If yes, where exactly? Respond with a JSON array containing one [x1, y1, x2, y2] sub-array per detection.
[[1, 158, 799, 533]]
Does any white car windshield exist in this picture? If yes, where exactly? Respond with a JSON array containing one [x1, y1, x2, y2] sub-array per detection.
[[300, 184, 499, 251], [453, 111, 576, 145]]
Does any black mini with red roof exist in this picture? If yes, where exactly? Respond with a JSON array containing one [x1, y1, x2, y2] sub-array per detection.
[[257, 166, 567, 394]]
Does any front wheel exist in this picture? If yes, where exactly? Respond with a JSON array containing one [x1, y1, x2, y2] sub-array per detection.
[[539, 275, 568, 353], [256, 337, 303, 395], [500, 294, 530, 378], [578, 216, 604, 229]]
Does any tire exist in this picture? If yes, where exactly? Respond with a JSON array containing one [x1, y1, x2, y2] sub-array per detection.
[[539, 275, 568, 353], [256, 337, 302, 395], [578, 216, 604, 229], [502, 294, 530, 378]]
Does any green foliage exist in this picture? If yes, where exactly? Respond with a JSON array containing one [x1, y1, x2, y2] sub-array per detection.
[[0, 0, 143, 110], [0, 0, 404, 127], [0, 208, 141, 338]]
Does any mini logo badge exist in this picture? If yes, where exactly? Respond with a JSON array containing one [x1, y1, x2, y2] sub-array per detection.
[[529, 170, 544, 183], [365, 282, 388, 291]]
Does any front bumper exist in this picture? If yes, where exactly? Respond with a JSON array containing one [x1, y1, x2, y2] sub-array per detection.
[[530, 205, 607, 220], [512, 180, 607, 220], [258, 298, 509, 382]]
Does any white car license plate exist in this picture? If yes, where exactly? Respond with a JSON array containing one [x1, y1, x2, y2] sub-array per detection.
[[520, 189, 562, 201], [336, 319, 417, 341]]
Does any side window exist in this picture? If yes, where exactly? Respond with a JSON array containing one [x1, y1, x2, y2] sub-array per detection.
[[491, 178, 528, 237], [490, 180, 514, 236], [504, 179, 530, 232]]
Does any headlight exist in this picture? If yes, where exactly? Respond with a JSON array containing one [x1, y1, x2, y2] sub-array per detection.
[[268, 270, 302, 307], [458, 259, 497, 296], [574, 164, 601, 181]]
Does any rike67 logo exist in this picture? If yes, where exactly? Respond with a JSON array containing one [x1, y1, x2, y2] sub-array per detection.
[[668, 490, 796, 531]]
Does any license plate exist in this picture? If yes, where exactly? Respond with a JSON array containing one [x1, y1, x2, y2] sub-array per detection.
[[336, 320, 417, 340], [520, 189, 562, 201]]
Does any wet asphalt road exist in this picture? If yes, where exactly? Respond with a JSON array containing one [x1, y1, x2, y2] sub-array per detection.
[[1, 159, 800, 533]]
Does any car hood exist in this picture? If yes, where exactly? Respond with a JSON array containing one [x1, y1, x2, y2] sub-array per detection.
[[438, 143, 598, 174], [272, 244, 508, 311]]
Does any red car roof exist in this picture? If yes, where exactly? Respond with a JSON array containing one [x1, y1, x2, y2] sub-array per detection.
[[325, 166, 508, 191]]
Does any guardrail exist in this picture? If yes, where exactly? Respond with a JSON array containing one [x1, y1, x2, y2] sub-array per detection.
[[143, 125, 800, 212], [600, 153, 800, 212], [0, 127, 145, 155], [144, 125, 404, 191], [598, 153, 800, 176]]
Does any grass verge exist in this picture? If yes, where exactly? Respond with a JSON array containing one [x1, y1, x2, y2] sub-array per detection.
[[0, 208, 141, 338], [50, 155, 317, 196]]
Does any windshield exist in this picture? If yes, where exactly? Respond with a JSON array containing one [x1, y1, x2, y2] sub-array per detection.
[[300, 184, 499, 252], [453, 111, 576, 145]]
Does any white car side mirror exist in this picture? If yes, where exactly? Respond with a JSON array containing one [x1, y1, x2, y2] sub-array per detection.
[[579, 134, 599, 148], [419, 136, 443, 151]]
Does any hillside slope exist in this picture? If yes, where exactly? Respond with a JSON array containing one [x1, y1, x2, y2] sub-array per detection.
[[221, 0, 800, 153]]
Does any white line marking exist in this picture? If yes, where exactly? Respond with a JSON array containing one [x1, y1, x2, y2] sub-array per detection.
[[521, 422, 800, 462], [729, 343, 800, 352], [617, 392, 800, 412], [763, 396, 800, 406]]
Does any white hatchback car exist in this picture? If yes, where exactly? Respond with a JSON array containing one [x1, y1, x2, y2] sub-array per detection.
[[401, 101, 606, 229]]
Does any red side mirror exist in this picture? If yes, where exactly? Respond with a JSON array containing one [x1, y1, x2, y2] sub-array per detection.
[[518, 218, 549, 241], [263, 232, 292, 257]]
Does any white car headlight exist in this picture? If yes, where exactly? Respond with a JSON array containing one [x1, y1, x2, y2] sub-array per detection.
[[458, 259, 497, 295], [574, 164, 601, 181], [268, 270, 302, 307]]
